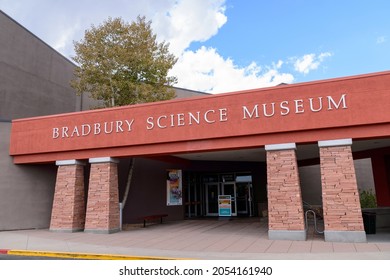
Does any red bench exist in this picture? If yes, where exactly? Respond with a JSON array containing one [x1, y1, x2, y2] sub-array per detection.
[[140, 214, 168, 227]]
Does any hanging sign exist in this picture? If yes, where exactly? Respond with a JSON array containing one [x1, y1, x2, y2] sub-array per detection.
[[218, 195, 232, 216], [166, 170, 182, 206]]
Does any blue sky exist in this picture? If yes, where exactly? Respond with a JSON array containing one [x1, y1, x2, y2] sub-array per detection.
[[202, 0, 389, 82], [1, 0, 389, 93]]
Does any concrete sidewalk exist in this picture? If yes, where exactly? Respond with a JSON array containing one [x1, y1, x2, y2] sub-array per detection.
[[1, 218, 390, 260]]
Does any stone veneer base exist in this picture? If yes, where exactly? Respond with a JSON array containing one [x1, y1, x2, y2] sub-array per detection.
[[84, 228, 120, 234], [324, 230, 367, 243], [50, 163, 86, 231], [268, 230, 307, 241], [84, 160, 120, 234], [50, 228, 84, 233]]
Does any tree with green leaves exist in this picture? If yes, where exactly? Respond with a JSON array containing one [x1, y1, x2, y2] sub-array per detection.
[[71, 16, 177, 107], [71, 16, 178, 215]]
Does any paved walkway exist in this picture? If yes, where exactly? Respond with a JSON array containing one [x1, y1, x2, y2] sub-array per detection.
[[1, 218, 390, 259]]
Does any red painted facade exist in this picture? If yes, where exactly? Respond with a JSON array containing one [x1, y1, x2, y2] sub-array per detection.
[[9, 71, 390, 164], [7, 70, 390, 240]]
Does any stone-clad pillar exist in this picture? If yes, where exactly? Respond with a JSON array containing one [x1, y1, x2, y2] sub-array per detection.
[[318, 139, 366, 242], [265, 143, 306, 241], [50, 160, 86, 232], [84, 157, 120, 234]]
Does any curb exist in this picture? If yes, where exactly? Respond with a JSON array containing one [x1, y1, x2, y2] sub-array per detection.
[[0, 249, 185, 260]]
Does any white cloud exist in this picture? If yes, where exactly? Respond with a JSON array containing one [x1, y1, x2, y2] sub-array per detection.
[[170, 47, 294, 93], [293, 52, 332, 75], [152, 0, 227, 56], [376, 36, 387, 44], [52, 23, 81, 53]]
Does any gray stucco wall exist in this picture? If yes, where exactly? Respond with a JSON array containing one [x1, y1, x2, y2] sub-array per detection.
[[120, 158, 185, 224], [0, 11, 77, 230], [0, 122, 56, 230], [300, 165, 322, 206], [0, 11, 100, 119], [354, 158, 376, 192], [174, 87, 210, 99], [299, 158, 376, 207], [0, 11, 77, 119]]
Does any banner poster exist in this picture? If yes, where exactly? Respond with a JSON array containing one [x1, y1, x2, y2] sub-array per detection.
[[166, 170, 182, 206], [218, 195, 232, 216]]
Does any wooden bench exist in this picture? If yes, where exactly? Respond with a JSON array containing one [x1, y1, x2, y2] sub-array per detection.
[[140, 214, 168, 227]]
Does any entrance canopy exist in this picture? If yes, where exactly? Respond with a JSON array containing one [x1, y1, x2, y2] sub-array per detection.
[[9, 71, 390, 164]]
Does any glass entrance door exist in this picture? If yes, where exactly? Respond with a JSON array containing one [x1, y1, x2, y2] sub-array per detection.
[[203, 173, 252, 217], [236, 182, 253, 216], [206, 183, 219, 216], [206, 182, 237, 216], [222, 182, 237, 216]]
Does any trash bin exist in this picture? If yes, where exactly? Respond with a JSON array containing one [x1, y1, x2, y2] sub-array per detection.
[[362, 212, 376, 234]]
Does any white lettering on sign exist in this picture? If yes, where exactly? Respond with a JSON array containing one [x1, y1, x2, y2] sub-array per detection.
[[71, 126, 80, 137], [294, 99, 304, 113], [219, 108, 228, 122], [94, 123, 101, 135], [52, 119, 135, 139], [309, 97, 323, 112], [145, 108, 228, 130], [189, 112, 200, 125], [52, 93, 348, 139], [280, 101, 290, 115], [81, 124, 91, 136], [52, 128, 59, 139], [242, 94, 347, 120], [263, 103, 275, 117], [328, 94, 347, 110], [125, 119, 134, 132], [62, 127, 69, 138]]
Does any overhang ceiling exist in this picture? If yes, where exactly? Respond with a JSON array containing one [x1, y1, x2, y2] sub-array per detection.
[[173, 138, 390, 162]]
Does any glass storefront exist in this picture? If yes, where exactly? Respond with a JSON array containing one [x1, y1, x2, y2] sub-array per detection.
[[185, 172, 254, 217]]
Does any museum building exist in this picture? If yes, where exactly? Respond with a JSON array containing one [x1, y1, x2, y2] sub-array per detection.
[[2, 10, 390, 243]]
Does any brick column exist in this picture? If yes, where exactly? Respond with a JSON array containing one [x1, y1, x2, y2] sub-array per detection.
[[85, 157, 120, 234], [265, 143, 306, 241], [319, 139, 366, 242], [50, 160, 86, 232]]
